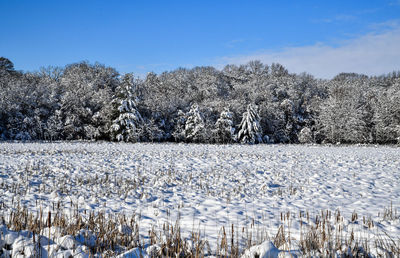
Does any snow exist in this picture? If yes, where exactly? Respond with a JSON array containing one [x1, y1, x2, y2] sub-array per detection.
[[0, 142, 399, 256], [241, 241, 280, 258], [116, 247, 148, 258]]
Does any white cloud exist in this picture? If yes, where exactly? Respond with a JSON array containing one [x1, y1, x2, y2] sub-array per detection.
[[216, 25, 400, 79]]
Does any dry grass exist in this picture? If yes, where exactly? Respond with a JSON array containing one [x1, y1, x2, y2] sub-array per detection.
[[2, 202, 398, 257]]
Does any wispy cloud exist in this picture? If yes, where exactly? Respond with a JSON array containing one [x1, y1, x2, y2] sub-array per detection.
[[368, 19, 400, 31], [215, 23, 400, 79]]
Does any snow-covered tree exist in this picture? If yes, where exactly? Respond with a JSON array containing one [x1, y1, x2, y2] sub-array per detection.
[[110, 73, 143, 142], [237, 104, 263, 144], [280, 99, 297, 143], [1, 57, 400, 144], [373, 84, 400, 143], [59, 62, 119, 140], [172, 110, 187, 142], [137, 118, 164, 142], [318, 83, 367, 143], [45, 110, 64, 141], [214, 108, 235, 143], [298, 127, 313, 143], [184, 103, 206, 142]]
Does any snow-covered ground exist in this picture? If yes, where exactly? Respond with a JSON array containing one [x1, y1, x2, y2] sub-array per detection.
[[0, 142, 399, 256]]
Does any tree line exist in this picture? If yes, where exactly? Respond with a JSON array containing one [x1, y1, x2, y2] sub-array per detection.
[[1, 57, 399, 144]]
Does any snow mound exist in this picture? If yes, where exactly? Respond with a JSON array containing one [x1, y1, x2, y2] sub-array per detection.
[[241, 241, 280, 258]]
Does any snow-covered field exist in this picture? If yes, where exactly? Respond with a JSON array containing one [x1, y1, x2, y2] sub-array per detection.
[[0, 142, 399, 257]]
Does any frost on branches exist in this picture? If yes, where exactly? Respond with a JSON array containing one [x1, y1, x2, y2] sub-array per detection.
[[110, 73, 143, 142], [2, 57, 400, 144], [214, 108, 235, 143], [184, 103, 206, 143], [237, 104, 263, 144], [172, 110, 187, 142], [373, 85, 400, 144], [298, 127, 313, 143]]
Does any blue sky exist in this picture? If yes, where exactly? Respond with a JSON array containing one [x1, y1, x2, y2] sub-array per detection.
[[1, 0, 400, 78]]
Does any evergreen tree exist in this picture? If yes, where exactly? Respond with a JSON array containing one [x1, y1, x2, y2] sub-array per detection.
[[237, 104, 263, 144], [110, 73, 143, 142], [184, 103, 206, 142], [214, 108, 235, 143], [298, 127, 313, 143], [0, 57, 16, 76]]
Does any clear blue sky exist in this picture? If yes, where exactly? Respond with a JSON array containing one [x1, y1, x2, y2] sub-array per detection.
[[1, 0, 400, 78]]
